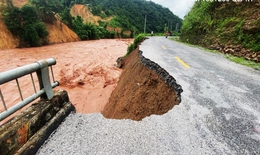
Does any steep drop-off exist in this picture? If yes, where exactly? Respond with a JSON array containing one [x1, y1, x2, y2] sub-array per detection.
[[102, 48, 182, 121]]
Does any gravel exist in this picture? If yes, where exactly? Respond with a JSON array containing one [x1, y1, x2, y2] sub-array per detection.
[[37, 110, 236, 155]]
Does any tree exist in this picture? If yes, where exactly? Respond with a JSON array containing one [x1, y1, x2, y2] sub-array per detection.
[[60, 7, 74, 28], [29, 0, 63, 23], [3, 4, 49, 47], [3, 6, 22, 36]]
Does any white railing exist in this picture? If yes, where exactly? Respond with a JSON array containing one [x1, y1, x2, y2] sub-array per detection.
[[0, 58, 59, 121]]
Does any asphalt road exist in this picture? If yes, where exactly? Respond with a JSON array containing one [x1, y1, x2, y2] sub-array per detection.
[[37, 37, 260, 155]]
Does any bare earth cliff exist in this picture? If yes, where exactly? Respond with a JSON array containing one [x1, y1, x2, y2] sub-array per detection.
[[102, 48, 183, 121]]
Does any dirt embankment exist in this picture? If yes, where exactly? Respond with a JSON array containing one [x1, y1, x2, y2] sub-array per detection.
[[0, 0, 80, 50], [45, 20, 80, 44], [70, 4, 112, 25], [102, 48, 182, 121], [0, 16, 80, 50], [0, 17, 20, 50]]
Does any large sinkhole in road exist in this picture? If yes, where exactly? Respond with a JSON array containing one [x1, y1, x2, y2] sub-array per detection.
[[102, 49, 183, 121]]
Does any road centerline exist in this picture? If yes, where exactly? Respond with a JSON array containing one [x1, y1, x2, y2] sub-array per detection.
[[175, 56, 190, 68], [162, 46, 166, 49]]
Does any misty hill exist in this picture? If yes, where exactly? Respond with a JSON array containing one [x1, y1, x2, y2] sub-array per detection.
[[180, 1, 260, 63]]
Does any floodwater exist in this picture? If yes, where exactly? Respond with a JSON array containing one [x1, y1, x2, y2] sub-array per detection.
[[0, 39, 132, 123]]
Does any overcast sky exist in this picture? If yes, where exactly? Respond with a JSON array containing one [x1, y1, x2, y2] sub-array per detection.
[[150, 0, 196, 19]]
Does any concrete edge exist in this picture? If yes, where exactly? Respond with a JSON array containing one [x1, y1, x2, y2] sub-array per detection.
[[138, 50, 183, 99], [15, 102, 75, 155]]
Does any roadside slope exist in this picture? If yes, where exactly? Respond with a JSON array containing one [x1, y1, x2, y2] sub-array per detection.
[[102, 48, 182, 121], [181, 1, 260, 62]]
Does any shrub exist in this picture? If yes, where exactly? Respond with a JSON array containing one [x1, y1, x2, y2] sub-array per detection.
[[133, 34, 145, 46], [3, 4, 49, 47], [126, 44, 135, 56], [126, 34, 146, 56]]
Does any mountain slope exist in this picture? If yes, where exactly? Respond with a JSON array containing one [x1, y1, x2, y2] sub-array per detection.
[[0, 0, 80, 50], [70, 4, 112, 25], [0, 17, 19, 49], [87, 0, 182, 33], [45, 19, 80, 44]]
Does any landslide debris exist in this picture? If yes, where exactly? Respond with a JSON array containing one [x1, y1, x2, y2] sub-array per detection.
[[102, 48, 182, 121]]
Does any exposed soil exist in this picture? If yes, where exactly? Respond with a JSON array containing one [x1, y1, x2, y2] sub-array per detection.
[[12, 0, 28, 8], [70, 4, 113, 25], [102, 48, 180, 121], [0, 17, 19, 50], [0, 39, 132, 124], [45, 20, 80, 45]]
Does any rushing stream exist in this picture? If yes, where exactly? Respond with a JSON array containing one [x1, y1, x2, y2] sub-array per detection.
[[0, 39, 132, 124]]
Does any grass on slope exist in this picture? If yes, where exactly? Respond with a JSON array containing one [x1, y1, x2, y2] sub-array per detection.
[[225, 55, 260, 71], [170, 38, 260, 71]]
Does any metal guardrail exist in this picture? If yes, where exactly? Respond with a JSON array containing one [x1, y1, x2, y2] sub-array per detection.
[[0, 58, 59, 121]]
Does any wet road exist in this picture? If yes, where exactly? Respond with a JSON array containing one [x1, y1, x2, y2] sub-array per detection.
[[141, 36, 260, 154], [37, 37, 260, 155]]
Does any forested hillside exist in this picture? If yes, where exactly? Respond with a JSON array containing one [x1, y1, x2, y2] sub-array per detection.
[[86, 0, 182, 33], [181, 1, 260, 63], [60, 0, 182, 37], [0, 0, 182, 48]]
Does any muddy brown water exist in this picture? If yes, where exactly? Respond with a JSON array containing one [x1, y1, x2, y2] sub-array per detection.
[[0, 39, 132, 124]]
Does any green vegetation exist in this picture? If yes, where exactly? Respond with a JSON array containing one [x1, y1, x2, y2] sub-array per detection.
[[84, 0, 182, 34], [29, 0, 182, 37], [60, 7, 115, 40], [29, 0, 63, 23], [181, 1, 218, 45], [126, 34, 146, 56], [180, 1, 260, 52], [58, 0, 182, 38], [2, 4, 48, 47], [72, 19, 116, 40], [225, 55, 260, 71], [1, 0, 182, 47]]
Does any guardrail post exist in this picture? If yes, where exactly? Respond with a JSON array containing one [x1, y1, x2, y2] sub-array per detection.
[[36, 60, 55, 100]]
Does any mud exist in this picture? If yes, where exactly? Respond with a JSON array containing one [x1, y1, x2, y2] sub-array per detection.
[[0, 39, 132, 124], [102, 48, 181, 121]]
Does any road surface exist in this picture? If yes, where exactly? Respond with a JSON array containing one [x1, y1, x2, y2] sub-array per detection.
[[37, 37, 260, 155]]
